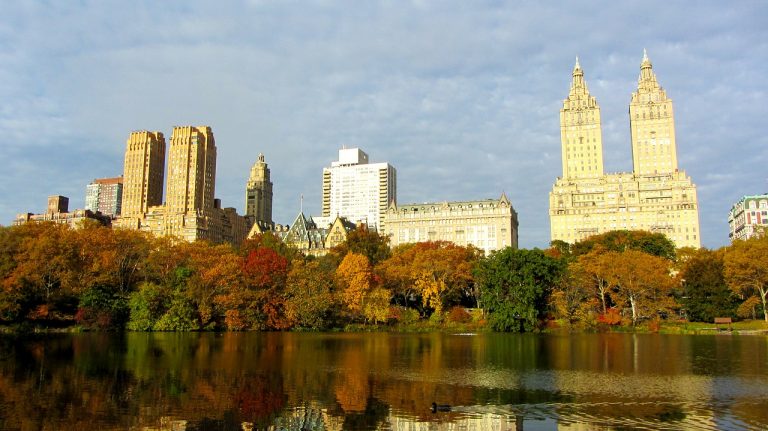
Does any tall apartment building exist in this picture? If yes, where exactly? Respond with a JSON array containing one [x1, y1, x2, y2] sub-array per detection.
[[549, 52, 701, 248], [116, 131, 165, 229], [245, 153, 273, 229], [321, 148, 396, 232], [385, 194, 519, 254], [85, 177, 123, 216], [142, 126, 219, 242], [116, 126, 249, 245], [729, 194, 768, 241]]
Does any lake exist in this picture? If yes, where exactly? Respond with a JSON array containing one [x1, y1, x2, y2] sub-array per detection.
[[0, 332, 766, 430]]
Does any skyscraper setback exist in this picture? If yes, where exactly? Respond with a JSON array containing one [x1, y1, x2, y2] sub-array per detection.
[[549, 52, 701, 248]]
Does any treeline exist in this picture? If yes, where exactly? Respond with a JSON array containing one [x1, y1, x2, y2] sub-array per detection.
[[0, 221, 766, 331]]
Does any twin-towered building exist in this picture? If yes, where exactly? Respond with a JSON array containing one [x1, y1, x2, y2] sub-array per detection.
[[549, 52, 701, 248], [116, 126, 250, 245]]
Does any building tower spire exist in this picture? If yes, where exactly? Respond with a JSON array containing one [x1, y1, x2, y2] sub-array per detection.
[[570, 56, 586, 95], [560, 57, 605, 180], [629, 50, 678, 174]]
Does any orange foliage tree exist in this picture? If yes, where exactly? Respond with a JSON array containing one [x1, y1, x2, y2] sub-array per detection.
[[216, 244, 288, 330], [335, 252, 375, 319], [2, 222, 81, 322]]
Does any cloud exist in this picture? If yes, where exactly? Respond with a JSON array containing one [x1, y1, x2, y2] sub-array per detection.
[[2, 1, 767, 250]]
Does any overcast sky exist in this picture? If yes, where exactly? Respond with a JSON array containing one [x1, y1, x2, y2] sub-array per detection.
[[1, 1, 766, 249]]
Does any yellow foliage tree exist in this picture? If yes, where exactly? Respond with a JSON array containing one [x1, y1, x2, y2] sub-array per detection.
[[604, 250, 675, 325], [335, 252, 374, 317], [724, 234, 768, 322]]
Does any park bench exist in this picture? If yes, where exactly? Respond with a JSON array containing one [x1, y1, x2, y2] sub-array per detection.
[[714, 317, 732, 331]]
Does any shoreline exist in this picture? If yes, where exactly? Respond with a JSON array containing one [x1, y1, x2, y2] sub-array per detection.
[[3, 322, 767, 336]]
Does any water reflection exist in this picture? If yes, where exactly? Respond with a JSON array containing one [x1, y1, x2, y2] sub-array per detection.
[[0, 332, 766, 430]]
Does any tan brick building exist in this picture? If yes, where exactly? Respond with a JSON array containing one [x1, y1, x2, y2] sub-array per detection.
[[549, 52, 701, 248], [116, 126, 249, 245]]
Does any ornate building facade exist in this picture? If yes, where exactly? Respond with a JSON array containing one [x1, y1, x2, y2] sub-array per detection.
[[549, 52, 701, 248], [728, 194, 768, 241], [384, 194, 518, 254], [255, 213, 356, 257]]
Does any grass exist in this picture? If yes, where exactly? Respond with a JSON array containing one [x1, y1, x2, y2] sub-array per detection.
[[660, 319, 768, 334]]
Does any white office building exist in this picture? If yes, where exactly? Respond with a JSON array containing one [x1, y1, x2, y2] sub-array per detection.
[[321, 148, 396, 232]]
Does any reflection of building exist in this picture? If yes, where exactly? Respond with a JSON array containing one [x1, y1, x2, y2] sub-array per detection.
[[115, 126, 249, 245], [15, 195, 111, 228], [728, 194, 768, 241], [85, 176, 123, 216], [549, 52, 701, 248], [322, 148, 396, 232], [384, 194, 519, 254], [245, 153, 274, 231]]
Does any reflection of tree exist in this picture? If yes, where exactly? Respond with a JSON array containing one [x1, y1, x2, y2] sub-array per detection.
[[0, 332, 767, 430]]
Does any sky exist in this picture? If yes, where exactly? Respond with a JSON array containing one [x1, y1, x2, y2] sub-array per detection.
[[1, 1, 766, 249]]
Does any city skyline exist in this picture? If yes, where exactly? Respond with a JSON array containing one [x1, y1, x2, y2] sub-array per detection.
[[2, 2, 766, 249]]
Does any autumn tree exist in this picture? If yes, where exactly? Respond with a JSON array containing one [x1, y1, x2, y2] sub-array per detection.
[[547, 240, 573, 260], [576, 249, 615, 314], [329, 225, 391, 266], [240, 233, 297, 263], [336, 252, 375, 318], [284, 259, 336, 329], [475, 248, 564, 332], [550, 262, 598, 328], [378, 241, 480, 314], [213, 242, 292, 330], [604, 250, 676, 325], [71, 225, 152, 329], [571, 230, 676, 260], [724, 234, 768, 322], [1, 222, 81, 323]]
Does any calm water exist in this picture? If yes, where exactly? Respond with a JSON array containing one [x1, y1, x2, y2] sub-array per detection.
[[0, 332, 766, 430]]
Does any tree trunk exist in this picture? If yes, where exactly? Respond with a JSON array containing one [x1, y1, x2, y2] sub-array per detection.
[[629, 294, 637, 326], [761, 286, 768, 323], [597, 280, 607, 313]]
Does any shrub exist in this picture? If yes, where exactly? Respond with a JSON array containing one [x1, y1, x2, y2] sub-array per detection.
[[597, 307, 622, 326], [447, 306, 472, 324]]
